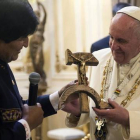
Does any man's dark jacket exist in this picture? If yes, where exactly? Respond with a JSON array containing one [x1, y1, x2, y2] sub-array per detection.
[[0, 59, 56, 140]]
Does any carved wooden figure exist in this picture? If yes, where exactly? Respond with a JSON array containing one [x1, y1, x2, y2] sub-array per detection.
[[29, 0, 47, 94], [59, 49, 112, 113]]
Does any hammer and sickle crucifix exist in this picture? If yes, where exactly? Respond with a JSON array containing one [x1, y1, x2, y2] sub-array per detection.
[[59, 49, 111, 113]]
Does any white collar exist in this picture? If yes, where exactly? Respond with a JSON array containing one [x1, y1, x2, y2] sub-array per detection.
[[119, 53, 140, 67]]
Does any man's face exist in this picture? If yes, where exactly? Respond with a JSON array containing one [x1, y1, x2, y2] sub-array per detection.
[[109, 13, 140, 64], [0, 37, 28, 62]]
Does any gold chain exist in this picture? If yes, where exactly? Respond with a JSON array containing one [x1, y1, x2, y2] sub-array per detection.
[[100, 59, 111, 99], [121, 76, 140, 107], [82, 57, 140, 140], [101, 58, 140, 107]]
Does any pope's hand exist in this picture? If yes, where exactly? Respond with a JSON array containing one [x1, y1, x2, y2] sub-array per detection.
[[93, 98, 129, 127]]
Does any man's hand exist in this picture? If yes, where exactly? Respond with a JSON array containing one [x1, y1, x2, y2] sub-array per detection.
[[58, 80, 78, 97], [59, 78, 88, 117], [22, 103, 44, 130], [58, 80, 81, 116], [93, 99, 129, 127], [62, 95, 80, 117]]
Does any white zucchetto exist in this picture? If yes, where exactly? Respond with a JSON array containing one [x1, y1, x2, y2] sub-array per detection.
[[117, 6, 140, 21]]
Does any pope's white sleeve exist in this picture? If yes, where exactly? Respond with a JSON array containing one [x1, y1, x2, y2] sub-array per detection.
[[122, 111, 140, 139]]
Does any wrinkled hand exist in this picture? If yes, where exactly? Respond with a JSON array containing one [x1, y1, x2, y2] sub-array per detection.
[[58, 80, 81, 116], [22, 103, 44, 130], [62, 94, 80, 116], [93, 99, 129, 127], [59, 78, 88, 117]]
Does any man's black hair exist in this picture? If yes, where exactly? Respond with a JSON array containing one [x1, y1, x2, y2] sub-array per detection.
[[0, 0, 39, 43], [113, 2, 131, 16]]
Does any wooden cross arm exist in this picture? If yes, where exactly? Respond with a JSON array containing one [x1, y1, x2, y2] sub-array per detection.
[[65, 49, 99, 66]]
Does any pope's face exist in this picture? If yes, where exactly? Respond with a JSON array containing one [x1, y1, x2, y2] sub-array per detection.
[[0, 37, 28, 62], [109, 13, 140, 64]]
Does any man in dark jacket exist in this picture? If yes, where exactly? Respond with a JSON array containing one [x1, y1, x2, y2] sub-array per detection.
[[0, 0, 71, 139]]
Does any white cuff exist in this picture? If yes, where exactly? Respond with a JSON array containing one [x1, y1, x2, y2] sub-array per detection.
[[50, 91, 59, 111], [18, 119, 31, 140]]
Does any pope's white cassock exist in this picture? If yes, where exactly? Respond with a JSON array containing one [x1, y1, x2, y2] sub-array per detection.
[[66, 48, 140, 140], [65, 6, 140, 140]]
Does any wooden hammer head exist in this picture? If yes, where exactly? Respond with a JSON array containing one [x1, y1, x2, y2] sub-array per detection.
[[65, 49, 99, 66]]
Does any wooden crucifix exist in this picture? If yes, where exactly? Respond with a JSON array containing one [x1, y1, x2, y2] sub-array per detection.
[[59, 49, 112, 113], [65, 49, 98, 85], [65, 49, 98, 113]]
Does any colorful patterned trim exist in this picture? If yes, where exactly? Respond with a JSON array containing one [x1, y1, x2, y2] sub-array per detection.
[[114, 89, 121, 95], [0, 108, 22, 122]]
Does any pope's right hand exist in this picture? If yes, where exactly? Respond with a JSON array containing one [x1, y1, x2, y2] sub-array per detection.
[[22, 103, 44, 130]]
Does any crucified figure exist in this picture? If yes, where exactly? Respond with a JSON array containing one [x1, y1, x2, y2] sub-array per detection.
[[68, 50, 94, 85]]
